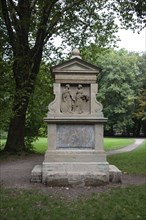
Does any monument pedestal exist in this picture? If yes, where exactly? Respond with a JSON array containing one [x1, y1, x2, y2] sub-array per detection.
[[31, 117, 122, 186], [42, 117, 110, 185], [43, 163, 109, 186], [31, 49, 122, 186]]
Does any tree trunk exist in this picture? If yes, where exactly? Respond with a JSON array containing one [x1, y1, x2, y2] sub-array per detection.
[[132, 119, 141, 137], [1, 0, 47, 152], [142, 120, 146, 137], [4, 45, 43, 152], [4, 113, 26, 152], [4, 59, 33, 152], [4, 83, 30, 152]]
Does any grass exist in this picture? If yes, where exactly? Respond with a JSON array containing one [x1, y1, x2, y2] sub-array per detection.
[[1, 138, 144, 175], [0, 138, 48, 153], [0, 138, 145, 219], [33, 137, 135, 154], [0, 185, 145, 220], [108, 141, 146, 175], [0, 137, 135, 153], [103, 138, 134, 151], [0, 139, 6, 150], [33, 137, 48, 153]]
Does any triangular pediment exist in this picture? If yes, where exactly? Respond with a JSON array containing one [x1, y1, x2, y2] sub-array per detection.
[[51, 57, 100, 73], [59, 62, 92, 71]]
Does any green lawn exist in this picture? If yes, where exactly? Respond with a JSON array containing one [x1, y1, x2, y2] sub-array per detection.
[[0, 185, 145, 220], [33, 137, 48, 153], [0, 137, 134, 154], [108, 141, 146, 175], [104, 138, 134, 151], [0, 139, 6, 150], [0, 138, 146, 220], [32, 137, 135, 153], [0, 137, 135, 153]]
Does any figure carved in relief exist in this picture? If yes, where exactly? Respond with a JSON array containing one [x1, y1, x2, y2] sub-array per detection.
[[73, 84, 89, 114], [60, 84, 74, 113]]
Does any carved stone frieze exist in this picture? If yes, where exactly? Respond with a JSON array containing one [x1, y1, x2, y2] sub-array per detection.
[[60, 84, 90, 114], [60, 84, 74, 113]]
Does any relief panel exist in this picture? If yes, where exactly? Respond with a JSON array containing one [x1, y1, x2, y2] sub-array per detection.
[[57, 125, 95, 149], [60, 84, 90, 114]]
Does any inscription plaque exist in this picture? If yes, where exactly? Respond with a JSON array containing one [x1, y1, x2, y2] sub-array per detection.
[[57, 125, 95, 149]]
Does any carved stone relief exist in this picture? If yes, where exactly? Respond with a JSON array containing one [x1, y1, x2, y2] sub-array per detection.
[[60, 84, 74, 113], [60, 84, 90, 114], [57, 125, 95, 148]]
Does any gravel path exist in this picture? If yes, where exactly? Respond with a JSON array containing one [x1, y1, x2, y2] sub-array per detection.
[[0, 138, 145, 200]]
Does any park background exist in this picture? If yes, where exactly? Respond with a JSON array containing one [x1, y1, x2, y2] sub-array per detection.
[[1, 1, 146, 153], [0, 1, 146, 219]]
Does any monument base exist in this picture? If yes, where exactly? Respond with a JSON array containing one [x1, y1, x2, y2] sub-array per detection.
[[31, 162, 122, 186]]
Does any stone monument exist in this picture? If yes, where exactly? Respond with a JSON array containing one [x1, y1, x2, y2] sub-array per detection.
[[31, 48, 122, 186]]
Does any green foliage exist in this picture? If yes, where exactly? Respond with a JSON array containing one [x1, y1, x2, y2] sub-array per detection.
[[0, 57, 14, 131], [108, 141, 146, 175], [132, 53, 146, 136], [97, 49, 139, 134], [82, 47, 146, 136], [0, 185, 145, 220], [111, 0, 146, 30], [24, 62, 54, 149], [1, 0, 146, 152], [134, 89, 146, 120]]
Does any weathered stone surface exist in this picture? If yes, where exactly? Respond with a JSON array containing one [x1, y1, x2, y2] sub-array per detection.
[[60, 84, 90, 114], [31, 165, 42, 183], [43, 150, 106, 163], [46, 172, 109, 187], [91, 84, 103, 115], [84, 174, 108, 186], [109, 165, 122, 183], [47, 55, 103, 117], [47, 175, 69, 187], [42, 162, 109, 185], [57, 125, 95, 149], [48, 83, 61, 114], [52, 57, 100, 84]]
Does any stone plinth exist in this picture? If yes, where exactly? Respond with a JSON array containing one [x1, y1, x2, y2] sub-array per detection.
[[31, 49, 122, 186]]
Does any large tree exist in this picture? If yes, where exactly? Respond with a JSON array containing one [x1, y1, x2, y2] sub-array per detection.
[[96, 49, 138, 135], [1, 0, 145, 152], [132, 53, 146, 136], [82, 47, 146, 136]]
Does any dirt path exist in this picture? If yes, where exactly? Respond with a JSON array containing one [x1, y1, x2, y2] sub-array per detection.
[[0, 139, 145, 200]]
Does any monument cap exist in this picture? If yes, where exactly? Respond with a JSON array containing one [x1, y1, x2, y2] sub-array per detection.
[[71, 48, 81, 59]]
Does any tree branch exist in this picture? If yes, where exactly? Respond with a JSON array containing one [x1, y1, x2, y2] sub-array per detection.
[[1, 0, 16, 51], [32, 0, 85, 57], [30, 0, 37, 11], [44, 0, 85, 44], [61, 0, 85, 13], [8, 0, 21, 17], [33, 1, 59, 51]]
